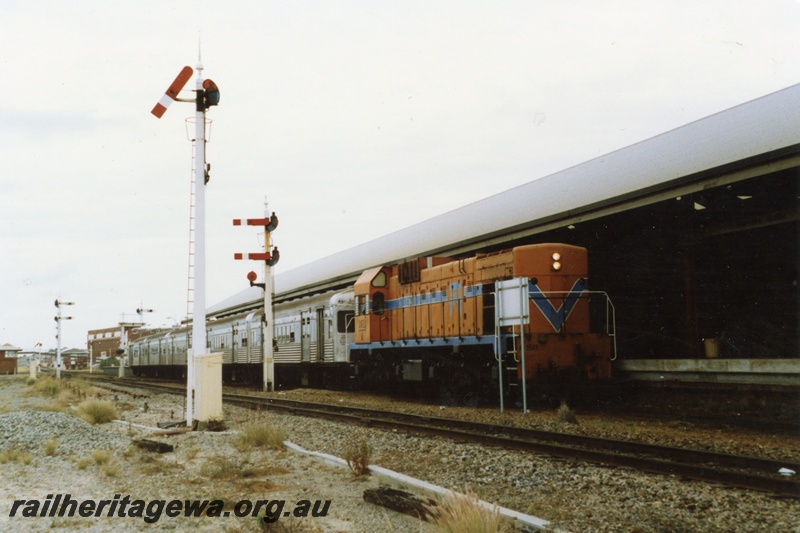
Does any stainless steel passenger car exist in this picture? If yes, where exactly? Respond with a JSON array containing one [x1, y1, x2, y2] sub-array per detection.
[[130, 290, 355, 387]]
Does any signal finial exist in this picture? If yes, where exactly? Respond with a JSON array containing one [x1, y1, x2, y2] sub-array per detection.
[[197, 32, 204, 73]]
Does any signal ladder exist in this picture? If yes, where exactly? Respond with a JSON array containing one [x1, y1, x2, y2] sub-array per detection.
[[186, 140, 197, 322]]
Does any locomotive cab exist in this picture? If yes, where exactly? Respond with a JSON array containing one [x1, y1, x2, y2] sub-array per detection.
[[354, 266, 393, 344]]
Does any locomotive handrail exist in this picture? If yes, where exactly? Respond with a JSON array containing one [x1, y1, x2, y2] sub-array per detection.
[[531, 289, 617, 361], [604, 293, 618, 361], [345, 314, 356, 333]]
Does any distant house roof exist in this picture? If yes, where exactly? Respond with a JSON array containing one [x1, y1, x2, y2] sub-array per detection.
[[62, 348, 89, 356], [0, 344, 22, 353]]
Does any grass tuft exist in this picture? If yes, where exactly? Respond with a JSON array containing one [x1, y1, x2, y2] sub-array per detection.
[[557, 401, 578, 425], [76, 399, 118, 424], [43, 438, 59, 456], [92, 449, 112, 465], [0, 447, 32, 465], [18, 451, 34, 466], [428, 490, 510, 533], [200, 457, 243, 480], [342, 435, 372, 478], [235, 420, 286, 451], [29, 377, 68, 398], [36, 401, 69, 413], [102, 462, 119, 477]]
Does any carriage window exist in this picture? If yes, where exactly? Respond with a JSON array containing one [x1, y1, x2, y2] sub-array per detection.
[[337, 311, 355, 333], [241, 337, 248, 347]]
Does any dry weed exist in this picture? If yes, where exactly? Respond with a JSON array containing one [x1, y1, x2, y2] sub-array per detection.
[[427, 490, 511, 533], [76, 399, 118, 424], [342, 435, 372, 478]]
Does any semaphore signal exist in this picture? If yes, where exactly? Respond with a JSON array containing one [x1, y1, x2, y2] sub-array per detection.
[[233, 203, 280, 392], [150, 66, 194, 119], [150, 55, 222, 427]]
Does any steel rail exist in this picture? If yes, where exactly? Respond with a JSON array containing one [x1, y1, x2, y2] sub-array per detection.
[[225, 394, 800, 497], [75, 375, 800, 497]]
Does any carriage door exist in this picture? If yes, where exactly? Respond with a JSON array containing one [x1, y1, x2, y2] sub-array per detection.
[[301, 312, 311, 363], [316, 308, 325, 362], [231, 325, 238, 363]]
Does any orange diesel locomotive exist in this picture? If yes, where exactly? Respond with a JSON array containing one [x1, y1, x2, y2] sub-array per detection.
[[350, 243, 614, 398]]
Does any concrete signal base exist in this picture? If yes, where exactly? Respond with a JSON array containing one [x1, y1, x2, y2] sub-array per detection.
[[194, 353, 223, 429]]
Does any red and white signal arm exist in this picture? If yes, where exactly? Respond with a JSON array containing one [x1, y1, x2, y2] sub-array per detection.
[[151, 66, 193, 118]]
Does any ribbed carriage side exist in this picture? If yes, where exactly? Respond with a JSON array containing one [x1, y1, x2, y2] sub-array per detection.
[[147, 337, 160, 366], [172, 332, 189, 365], [208, 312, 265, 365], [209, 321, 234, 364], [238, 313, 263, 364], [131, 343, 140, 367], [273, 291, 354, 366]]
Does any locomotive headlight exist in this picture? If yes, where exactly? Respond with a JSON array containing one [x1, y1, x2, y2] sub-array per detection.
[[551, 252, 562, 271]]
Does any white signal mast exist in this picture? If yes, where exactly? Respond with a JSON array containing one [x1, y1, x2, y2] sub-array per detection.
[[54, 299, 74, 379], [151, 55, 220, 427], [233, 198, 280, 392]]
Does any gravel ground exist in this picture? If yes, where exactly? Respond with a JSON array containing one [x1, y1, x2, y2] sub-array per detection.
[[1, 375, 798, 532], [0, 376, 431, 532]]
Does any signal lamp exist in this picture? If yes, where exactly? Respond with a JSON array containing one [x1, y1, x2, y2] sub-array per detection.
[[552, 261, 561, 271], [202, 79, 220, 109]]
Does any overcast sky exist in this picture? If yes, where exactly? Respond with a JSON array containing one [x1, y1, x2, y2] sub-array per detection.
[[1, 1, 798, 351]]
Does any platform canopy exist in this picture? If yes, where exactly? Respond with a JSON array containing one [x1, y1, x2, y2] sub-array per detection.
[[210, 83, 800, 315]]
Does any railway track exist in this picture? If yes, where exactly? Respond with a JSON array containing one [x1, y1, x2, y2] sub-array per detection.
[[72, 374, 800, 497]]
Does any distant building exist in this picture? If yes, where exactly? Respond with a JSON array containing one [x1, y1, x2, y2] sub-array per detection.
[[0, 343, 22, 374], [87, 326, 124, 360], [87, 324, 149, 364], [62, 347, 90, 370]]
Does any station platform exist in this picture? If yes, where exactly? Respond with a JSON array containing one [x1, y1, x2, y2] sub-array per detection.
[[614, 358, 800, 387]]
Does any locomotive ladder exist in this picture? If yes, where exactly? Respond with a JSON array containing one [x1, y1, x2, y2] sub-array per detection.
[[497, 332, 522, 407], [494, 278, 531, 412], [185, 140, 197, 321]]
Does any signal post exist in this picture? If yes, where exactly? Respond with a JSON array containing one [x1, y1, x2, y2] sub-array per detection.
[[54, 299, 74, 379], [151, 57, 221, 427], [234, 207, 280, 392]]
